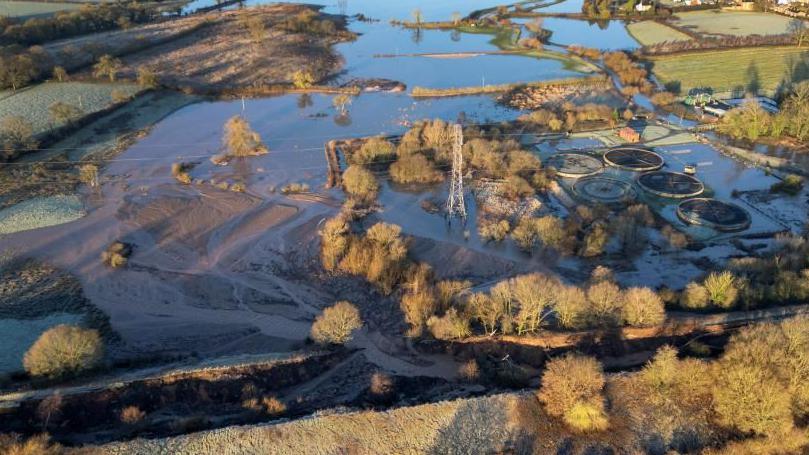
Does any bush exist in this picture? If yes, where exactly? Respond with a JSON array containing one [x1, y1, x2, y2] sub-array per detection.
[[498, 175, 534, 200], [389, 154, 443, 184], [538, 354, 608, 432], [369, 372, 395, 401], [171, 162, 193, 185], [401, 289, 437, 337], [554, 285, 588, 329], [478, 219, 510, 243], [621, 287, 665, 327], [342, 165, 379, 202], [353, 136, 395, 165], [703, 271, 738, 309], [243, 396, 286, 415], [222, 116, 268, 158], [427, 308, 471, 340], [310, 301, 363, 344], [680, 282, 709, 310], [770, 174, 804, 196], [281, 182, 310, 194], [0, 434, 61, 455], [458, 359, 480, 382], [101, 241, 131, 268], [291, 70, 315, 89], [650, 91, 677, 106], [23, 325, 104, 378], [713, 361, 793, 436], [120, 406, 146, 425]]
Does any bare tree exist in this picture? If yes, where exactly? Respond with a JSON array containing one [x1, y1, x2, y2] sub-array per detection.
[[93, 54, 122, 82], [310, 301, 363, 344]]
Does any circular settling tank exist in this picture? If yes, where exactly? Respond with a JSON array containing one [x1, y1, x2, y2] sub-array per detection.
[[638, 171, 704, 198], [546, 153, 603, 178], [603, 146, 664, 172], [677, 198, 751, 232], [573, 176, 636, 204]]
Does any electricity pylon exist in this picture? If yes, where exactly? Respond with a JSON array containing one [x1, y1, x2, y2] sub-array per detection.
[[446, 123, 466, 222]]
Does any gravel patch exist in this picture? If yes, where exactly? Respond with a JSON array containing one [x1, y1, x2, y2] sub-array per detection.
[[0, 195, 85, 235]]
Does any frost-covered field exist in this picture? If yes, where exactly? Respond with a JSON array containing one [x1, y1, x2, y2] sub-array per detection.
[[0, 313, 82, 375], [0, 195, 85, 235], [0, 1, 79, 19], [0, 82, 140, 136]]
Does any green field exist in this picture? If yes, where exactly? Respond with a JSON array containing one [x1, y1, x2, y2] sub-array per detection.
[[0, 82, 141, 137], [649, 46, 809, 95], [0, 1, 80, 19], [669, 10, 806, 37], [626, 21, 693, 46]]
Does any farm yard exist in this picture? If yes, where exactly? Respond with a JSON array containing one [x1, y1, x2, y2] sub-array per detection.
[[668, 10, 807, 37], [649, 46, 809, 95], [0, 1, 79, 19], [626, 20, 692, 46], [0, 82, 141, 137]]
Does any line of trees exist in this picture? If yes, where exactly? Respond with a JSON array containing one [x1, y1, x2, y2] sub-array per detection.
[[0, 3, 157, 46]]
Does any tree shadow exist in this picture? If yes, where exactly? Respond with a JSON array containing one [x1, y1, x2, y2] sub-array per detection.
[[745, 61, 761, 96]]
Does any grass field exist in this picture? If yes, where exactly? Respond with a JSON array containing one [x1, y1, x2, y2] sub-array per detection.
[[669, 10, 805, 37], [626, 21, 693, 46], [0, 1, 80, 19], [0, 82, 141, 137], [649, 46, 809, 95]]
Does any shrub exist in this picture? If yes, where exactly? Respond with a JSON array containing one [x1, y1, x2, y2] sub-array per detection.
[[222, 116, 268, 158], [281, 183, 310, 194], [770, 174, 804, 196], [498, 175, 534, 200], [171, 162, 193, 185], [427, 308, 471, 340], [111, 89, 132, 104], [120, 406, 146, 425], [650, 91, 677, 106], [342, 165, 379, 202], [703, 271, 738, 309], [52, 66, 68, 82], [458, 359, 480, 382], [0, 434, 61, 455], [534, 215, 567, 250], [310, 301, 363, 344], [680, 282, 709, 310], [389, 154, 443, 184], [538, 354, 608, 432], [243, 396, 286, 415], [369, 372, 395, 400], [511, 217, 538, 251], [92, 54, 121, 82], [136, 66, 158, 88], [479, 219, 510, 243], [291, 70, 315, 89], [579, 222, 608, 257], [101, 241, 131, 268], [0, 116, 38, 161], [353, 136, 395, 165], [435, 280, 470, 310], [23, 325, 104, 378], [563, 401, 610, 432], [621, 287, 665, 327]]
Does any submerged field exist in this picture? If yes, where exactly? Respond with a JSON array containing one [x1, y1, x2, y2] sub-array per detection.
[[649, 46, 809, 95], [668, 10, 805, 37], [626, 20, 692, 46]]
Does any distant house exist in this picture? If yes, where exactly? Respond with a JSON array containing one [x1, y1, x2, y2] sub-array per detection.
[[618, 127, 641, 143], [636, 0, 655, 11]]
